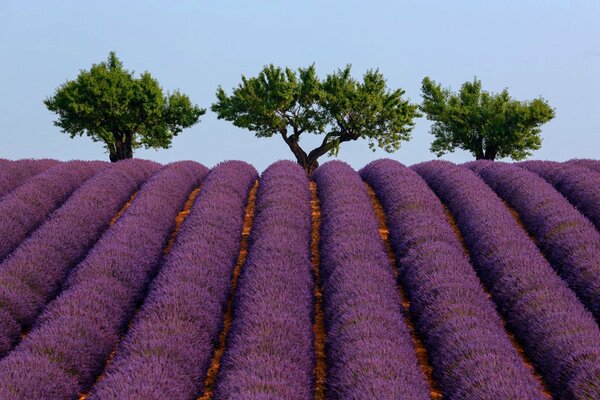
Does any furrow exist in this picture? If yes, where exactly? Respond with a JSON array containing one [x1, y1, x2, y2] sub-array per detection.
[[309, 182, 327, 400]]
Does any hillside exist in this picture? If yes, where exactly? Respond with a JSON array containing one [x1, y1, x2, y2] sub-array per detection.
[[0, 158, 599, 399]]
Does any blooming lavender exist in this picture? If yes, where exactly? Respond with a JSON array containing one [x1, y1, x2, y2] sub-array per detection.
[[565, 158, 600, 174], [87, 160, 258, 400], [413, 160, 600, 400], [315, 161, 430, 400], [0, 161, 207, 399], [0, 159, 60, 198], [468, 160, 600, 322], [361, 158, 546, 399], [212, 160, 314, 400], [0, 159, 159, 355], [0, 160, 106, 261], [519, 160, 600, 232]]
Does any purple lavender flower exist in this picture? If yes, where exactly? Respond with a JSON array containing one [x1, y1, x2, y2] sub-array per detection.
[[413, 160, 600, 399], [0, 159, 159, 355], [213, 160, 314, 400], [361, 158, 546, 399], [315, 160, 430, 400], [468, 160, 600, 322], [0, 159, 60, 198], [0, 160, 106, 261], [0, 161, 207, 398], [519, 160, 600, 232], [88, 160, 258, 399]]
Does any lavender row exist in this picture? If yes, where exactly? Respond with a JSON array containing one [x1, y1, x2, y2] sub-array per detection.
[[468, 160, 600, 322], [413, 160, 600, 399], [314, 161, 430, 400], [519, 160, 600, 232], [212, 161, 314, 400], [88, 161, 258, 399], [566, 159, 600, 174], [0, 159, 60, 198], [0, 159, 159, 355], [0, 161, 207, 399], [361, 159, 545, 399], [0, 160, 107, 261]]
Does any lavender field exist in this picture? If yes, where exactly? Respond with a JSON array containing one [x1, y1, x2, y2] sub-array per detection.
[[0, 158, 599, 400]]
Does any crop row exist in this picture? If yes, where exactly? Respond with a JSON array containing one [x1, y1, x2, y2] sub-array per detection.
[[314, 161, 430, 399], [0, 159, 159, 355], [88, 161, 258, 399], [0, 161, 207, 398], [0, 158, 599, 399], [468, 160, 600, 322], [0, 160, 108, 261], [519, 160, 600, 232], [0, 159, 60, 198], [212, 161, 315, 399], [361, 159, 546, 399], [413, 160, 600, 399]]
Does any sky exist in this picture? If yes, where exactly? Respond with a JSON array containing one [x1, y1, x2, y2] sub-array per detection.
[[0, 0, 599, 171]]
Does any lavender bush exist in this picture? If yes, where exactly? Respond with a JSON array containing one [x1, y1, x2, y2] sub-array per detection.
[[0, 159, 159, 355], [314, 161, 430, 400], [566, 159, 600, 174], [468, 160, 600, 322], [0, 160, 106, 261], [0, 159, 60, 198], [0, 161, 207, 399], [88, 161, 258, 399], [361, 158, 546, 399], [413, 160, 600, 399], [519, 160, 600, 231], [212, 160, 314, 400]]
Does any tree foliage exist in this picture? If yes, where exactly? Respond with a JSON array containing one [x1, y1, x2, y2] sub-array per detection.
[[212, 64, 419, 173], [44, 52, 205, 162], [420, 77, 555, 160]]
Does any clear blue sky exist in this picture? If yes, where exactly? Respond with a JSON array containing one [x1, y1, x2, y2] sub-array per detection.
[[1, 0, 599, 170]]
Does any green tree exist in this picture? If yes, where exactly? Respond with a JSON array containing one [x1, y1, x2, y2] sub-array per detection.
[[420, 77, 555, 160], [44, 51, 205, 162], [212, 64, 419, 173]]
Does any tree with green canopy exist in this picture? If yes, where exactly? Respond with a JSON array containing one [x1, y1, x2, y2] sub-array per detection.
[[420, 77, 555, 160], [212, 64, 419, 173], [44, 51, 205, 162]]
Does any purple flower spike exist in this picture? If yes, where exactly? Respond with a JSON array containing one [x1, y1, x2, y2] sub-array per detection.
[[315, 160, 430, 400]]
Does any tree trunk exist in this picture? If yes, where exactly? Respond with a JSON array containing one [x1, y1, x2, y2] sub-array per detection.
[[109, 134, 134, 163], [483, 144, 497, 161]]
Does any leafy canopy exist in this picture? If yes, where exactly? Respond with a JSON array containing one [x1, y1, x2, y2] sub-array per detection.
[[420, 77, 555, 160], [212, 64, 419, 171], [44, 51, 204, 160]]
